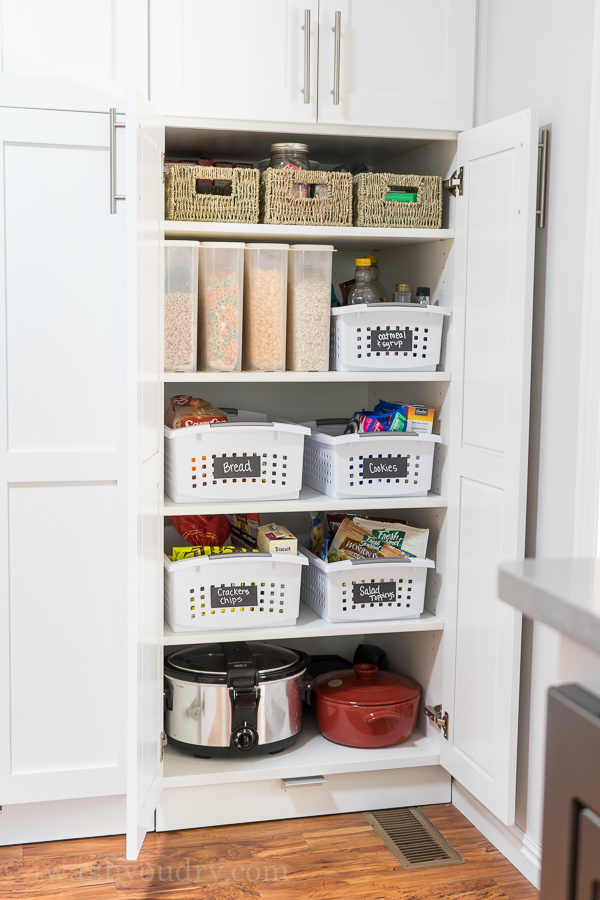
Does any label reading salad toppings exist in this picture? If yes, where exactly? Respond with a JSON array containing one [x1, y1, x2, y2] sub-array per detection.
[[353, 582, 397, 604], [213, 456, 261, 479], [210, 585, 258, 608], [370, 329, 413, 352], [363, 456, 408, 479]]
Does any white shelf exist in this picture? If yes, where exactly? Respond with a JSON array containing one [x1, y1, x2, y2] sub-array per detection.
[[164, 220, 454, 249], [162, 487, 447, 516], [163, 370, 450, 383], [162, 717, 439, 788], [163, 604, 443, 646]]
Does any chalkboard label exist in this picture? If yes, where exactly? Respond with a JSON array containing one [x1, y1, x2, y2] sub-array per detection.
[[211, 585, 258, 608], [353, 582, 397, 604], [213, 455, 261, 479], [370, 329, 413, 352], [363, 456, 408, 479]]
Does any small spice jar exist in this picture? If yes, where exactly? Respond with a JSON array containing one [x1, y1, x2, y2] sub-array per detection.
[[393, 283, 412, 303], [270, 143, 310, 198]]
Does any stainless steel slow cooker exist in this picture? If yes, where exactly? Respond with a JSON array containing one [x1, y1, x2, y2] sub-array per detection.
[[164, 641, 310, 757]]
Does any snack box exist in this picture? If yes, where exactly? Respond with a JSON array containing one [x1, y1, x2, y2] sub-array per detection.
[[405, 404, 434, 435], [257, 523, 298, 554]]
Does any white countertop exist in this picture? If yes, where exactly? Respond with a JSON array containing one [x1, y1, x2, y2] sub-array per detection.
[[498, 559, 600, 654]]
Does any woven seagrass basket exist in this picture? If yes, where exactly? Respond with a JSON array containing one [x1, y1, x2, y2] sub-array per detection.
[[261, 168, 352, 226], [165, 164, 260, 223], [353, 173, 442, 228]]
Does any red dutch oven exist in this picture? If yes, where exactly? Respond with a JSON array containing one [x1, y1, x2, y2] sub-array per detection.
[[313, 664, 421, 748]]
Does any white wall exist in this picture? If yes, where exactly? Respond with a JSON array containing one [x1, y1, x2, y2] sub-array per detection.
[[479, 0, 600, 848]]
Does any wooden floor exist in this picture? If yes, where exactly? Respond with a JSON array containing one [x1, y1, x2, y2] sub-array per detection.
[[0, 804, 539, 900]]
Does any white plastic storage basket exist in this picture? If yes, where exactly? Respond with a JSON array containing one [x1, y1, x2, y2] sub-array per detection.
[[302, 419, 441, 499], [164, 409, 310, 503], [164, 552, 308, 633], [330, 302, 451, 372], [299, 546, 433, 623]]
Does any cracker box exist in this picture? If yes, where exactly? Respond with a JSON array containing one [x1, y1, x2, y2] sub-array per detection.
[[257, 523, 298, 554]]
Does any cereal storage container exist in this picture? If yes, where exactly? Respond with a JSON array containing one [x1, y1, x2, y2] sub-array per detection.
[[287, 244, 334, 372], [198, 241, 244, 372], [164, 240, 199, 372], [243, 243, 288, 372]]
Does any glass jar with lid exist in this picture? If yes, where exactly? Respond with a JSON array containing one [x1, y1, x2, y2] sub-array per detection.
[[347, 258, 381, 305], [270, 143, 310, 198], [393, 283, 412, 303]]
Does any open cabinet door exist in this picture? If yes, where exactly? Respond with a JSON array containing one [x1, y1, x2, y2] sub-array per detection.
[[125, 88, 165, 860], [439, 109, 538, 824]]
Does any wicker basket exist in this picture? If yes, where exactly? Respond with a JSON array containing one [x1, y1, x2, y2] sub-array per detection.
[[353, 173, 442, 228], [165, 164, 260, 223], [261, 168, 352, 226]]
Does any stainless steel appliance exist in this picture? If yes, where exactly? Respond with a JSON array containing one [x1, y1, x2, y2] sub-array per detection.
[[164, 641, 310, 758]]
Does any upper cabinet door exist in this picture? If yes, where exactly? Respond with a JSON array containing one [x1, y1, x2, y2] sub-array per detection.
[[317, 0, 477, 132], [439, 109, 538, 824], [149, 0, 319, 123], [0, 0, 147, 107]]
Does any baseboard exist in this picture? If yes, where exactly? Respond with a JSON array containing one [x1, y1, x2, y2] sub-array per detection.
[[452, 781, 542, 888], [0, 795, 126, 848]]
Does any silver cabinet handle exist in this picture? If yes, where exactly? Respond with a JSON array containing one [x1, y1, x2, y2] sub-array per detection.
[[537, 128, 549, 229], [282, 776, 327, 788], [302, 9, 311, 104], [331, 10, 341, 105], [109, 108, 126, 214]]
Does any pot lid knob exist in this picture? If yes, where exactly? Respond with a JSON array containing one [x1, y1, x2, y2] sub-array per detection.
[[353, 664, 378, 680]]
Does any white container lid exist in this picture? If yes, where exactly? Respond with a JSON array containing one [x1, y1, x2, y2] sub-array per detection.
[[289, 244, 335, 251], [165, 240, 201, 247], [244, 243, 290, 249], [198, 241, 246, 248]]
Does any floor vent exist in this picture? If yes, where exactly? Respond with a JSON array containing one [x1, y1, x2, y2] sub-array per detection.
[[364, 806, 464, 869]]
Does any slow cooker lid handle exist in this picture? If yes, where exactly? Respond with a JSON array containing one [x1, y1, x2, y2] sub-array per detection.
[[222, 641, 258, 692]]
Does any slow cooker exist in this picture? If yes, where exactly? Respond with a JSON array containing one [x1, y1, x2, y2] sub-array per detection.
[[164, 641, 310, 757]]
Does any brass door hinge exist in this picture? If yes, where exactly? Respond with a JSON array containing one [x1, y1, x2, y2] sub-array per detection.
[[160, 730, 167, 762], [424, 704, 449, 740], [442, 167, 463, 197], [161, 151, 166, 184]]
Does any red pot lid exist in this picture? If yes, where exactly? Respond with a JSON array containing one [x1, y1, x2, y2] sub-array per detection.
[[313, 664, 420, 707]]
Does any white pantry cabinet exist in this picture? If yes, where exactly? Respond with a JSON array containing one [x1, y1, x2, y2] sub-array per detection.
[[0, 80, 537, 862], [149, 0, 476, 132], [0, 0, 147, 109]]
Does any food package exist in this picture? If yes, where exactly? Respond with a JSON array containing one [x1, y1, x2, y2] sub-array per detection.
[[257, 523, 298, 554], [327, 518, 409, 562], [351, 516, 429, 558], [170, 514, 231, 547], [227, 513, 260, 549], [309, 512, 347, 559], [171, 546, 259, 560], [165, 395, 228, 429], [374, 399, 434, 435], [344, 405, 407, 434]]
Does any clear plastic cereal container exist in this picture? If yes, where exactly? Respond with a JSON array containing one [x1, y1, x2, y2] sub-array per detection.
[[243, 243, 289, 372], [164, 240, 199, 372], [198, 241, 244, 372], [287, 244, 334, 371]]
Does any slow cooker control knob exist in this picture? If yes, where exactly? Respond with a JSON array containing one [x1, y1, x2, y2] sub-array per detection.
[[232, 725, 258, 752]]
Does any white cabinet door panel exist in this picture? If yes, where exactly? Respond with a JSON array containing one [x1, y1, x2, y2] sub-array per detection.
[[149, 0, 318, 123], [0, 106, 129, 805], [8, 483, 119, 775], [318, 0, 476, 132], [0, 0, 147, 101], [440, 109, 538, 824]]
